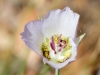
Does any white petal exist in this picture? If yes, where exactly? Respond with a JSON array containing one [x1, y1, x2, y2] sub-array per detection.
[[42, 7, 80, 39], [43, 37, 77, 69], [21, 20, 44, 55], [74, 33, 85, 46], [69, 37, 77, 59]]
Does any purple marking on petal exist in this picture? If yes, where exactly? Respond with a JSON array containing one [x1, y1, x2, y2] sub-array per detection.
[[58, 34, 62, 44]]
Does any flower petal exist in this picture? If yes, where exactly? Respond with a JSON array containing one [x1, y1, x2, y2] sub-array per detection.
[[43, 37, 77, 69], [21, 20, 44, 55], [42, 7, 80, 39], [74, 33, 85, 46]]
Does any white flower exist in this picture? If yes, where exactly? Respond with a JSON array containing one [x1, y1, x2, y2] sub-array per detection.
[[21, 7, 85, 69]]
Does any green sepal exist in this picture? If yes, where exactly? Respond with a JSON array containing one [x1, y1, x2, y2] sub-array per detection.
[[75, 33, 86, 46]]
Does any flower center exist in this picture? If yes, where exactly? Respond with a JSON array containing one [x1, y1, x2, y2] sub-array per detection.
[[41, 34, 72, 63]]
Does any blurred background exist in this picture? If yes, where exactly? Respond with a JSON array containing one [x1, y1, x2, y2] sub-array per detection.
[[0, 0, 100, 75]]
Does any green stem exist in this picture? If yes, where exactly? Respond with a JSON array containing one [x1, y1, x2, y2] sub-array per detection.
[[55, 68, 59, 75]]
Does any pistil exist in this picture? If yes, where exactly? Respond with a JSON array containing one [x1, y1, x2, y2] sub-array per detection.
[[58, 43, 67, 52], [58, 34, 62, 44]]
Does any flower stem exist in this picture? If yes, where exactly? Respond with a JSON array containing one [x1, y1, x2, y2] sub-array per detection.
[[55, 68, 59, 75]]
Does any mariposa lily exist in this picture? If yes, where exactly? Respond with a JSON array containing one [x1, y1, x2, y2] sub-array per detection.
[[21, 7, 85, 69]]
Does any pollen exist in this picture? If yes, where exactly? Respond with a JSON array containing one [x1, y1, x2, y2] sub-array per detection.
[[41, 34, 72, 63]]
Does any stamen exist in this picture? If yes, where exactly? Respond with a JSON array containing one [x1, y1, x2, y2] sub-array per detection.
[[58, 34, 62, 44], [50, 42, 54, 51], [50, 36, 55, 51]]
